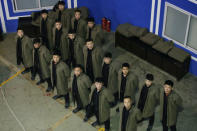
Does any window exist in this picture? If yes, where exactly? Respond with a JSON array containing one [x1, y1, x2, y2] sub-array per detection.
[[13, 0, 60, 12], [187, 16, 197, 50], [163, 2, 197, 53]]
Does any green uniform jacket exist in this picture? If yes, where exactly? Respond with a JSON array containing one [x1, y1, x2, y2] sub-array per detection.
[[83, 46, 103, 78], [52, 27, 68, 60], [50, 60, 70, 95], [119, 104, 142, 131], [69, 71, 92, 107], [89, 85, 115, 123], [48, 9, 71, 29], [106, 61, 122, 94], [118, 70, 139, 100], [159, 88, 183, 127], [33, 45, 52, 79], [63, 36, 85, 66], [86, 25, 104, 46], [136, 83, 160, 118], [31, 16, 54, 51], [71, 17, 87, 39], [15, 35, 33, 68]]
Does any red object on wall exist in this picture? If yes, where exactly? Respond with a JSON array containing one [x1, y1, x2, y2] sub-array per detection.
[[102, 17, 107, 30], [106, 19, 111, 32]]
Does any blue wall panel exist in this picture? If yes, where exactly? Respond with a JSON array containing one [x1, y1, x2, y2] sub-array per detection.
[[78, 0, 152, 31], [189, 59, 197, 76], [77, 0, 101, 25]]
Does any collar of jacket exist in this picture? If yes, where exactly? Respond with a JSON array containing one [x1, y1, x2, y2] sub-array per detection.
[[68, 37, 76, 42], [75, 72, 84, 79]]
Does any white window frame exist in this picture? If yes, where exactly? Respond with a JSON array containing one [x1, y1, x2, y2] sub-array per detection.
[[162, 2, 197, 54], [12, 0, 55, 13]]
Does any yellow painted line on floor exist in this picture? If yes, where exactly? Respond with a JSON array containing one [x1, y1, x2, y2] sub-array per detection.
[[48, 112, 72, 131], [98, 128, 105, 131], [0, 68, 25, 87]]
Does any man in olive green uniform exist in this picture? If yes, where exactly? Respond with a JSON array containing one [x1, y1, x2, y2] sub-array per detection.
[[117, 63, 139, 112], [69, 64, 92, 113], [31, 9, 54, 51], [119, 96, 142, 131], [160, 80, 183, 131], [15, 27, 33, 74], [83, 77, 115, 131], [71, 10, 87, 39], [31, 38, 52, 91], [48, 1, 70, 29], [52, 20, 67, 59], [136, 74, 160, 131], [64, 29, 85, 68], [86, 17, 104, 46], [106, 60, 122, 104], [102, 52, 112, 87], [83, 39, 103, 82], [49, 50, 71, 108]]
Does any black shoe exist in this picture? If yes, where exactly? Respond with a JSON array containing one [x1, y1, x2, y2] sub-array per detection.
[[83, 116, 89, 122], [31, 76, 35, 80], [22, 68, 30, 74], [36, 80, 45, 85], [105, 129, 109, 131], [65, 102, 70, 109], [91, 121, 99, 127], [116, 107, 119, 112], [52, 95, 63, 100], [147, 126, 153, 131], [73, 107, 81, 113], [46, 87, 53, 92]]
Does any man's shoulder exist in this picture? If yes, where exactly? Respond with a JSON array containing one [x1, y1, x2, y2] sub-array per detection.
[[23, 35, 31, 41], [94, 25, 102, 31], [127, 71, 138, 80], [171, 90, 182, 100], [79, 19, 86, 25]]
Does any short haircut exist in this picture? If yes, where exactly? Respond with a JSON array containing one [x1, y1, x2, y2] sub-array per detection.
[[53, 50, 61, 56], [122, 63, 130, 68], [17, 27, 23, 31], [75, 9, 81, 13], [33, 38, 41, 44], [55, 19, 61, 23], [95, 77, 104, 84], [40, 9, 48, 14], [86, 38, 93, 43], [74, 64, 84, 72], [146, 73, 154, 81], [87, 17, 95, 22], [68, 29, 76, 34], [124, 96, 131, 100], [104, 52, 112, 58], [164, 80, 174, 87], [58, 1, 65, 5]]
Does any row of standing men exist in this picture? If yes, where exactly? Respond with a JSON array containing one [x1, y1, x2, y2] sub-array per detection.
[[15, 1, 183, 131]]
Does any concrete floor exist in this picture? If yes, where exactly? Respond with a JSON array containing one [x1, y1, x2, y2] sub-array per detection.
[[0, 33, 197, 131]]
